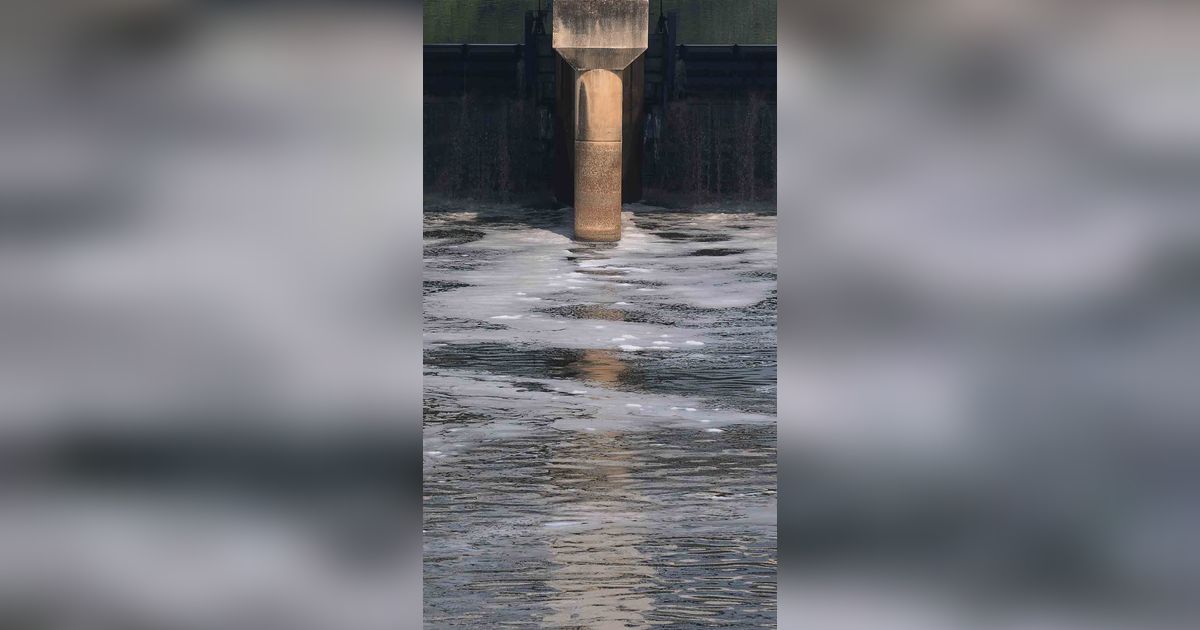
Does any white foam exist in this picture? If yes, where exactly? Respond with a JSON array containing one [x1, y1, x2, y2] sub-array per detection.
[[705, 429, 724, 433], [618, 345, 643, 351], [490, 315, 522, 320], [625, 403, 642, 408], [685, 340, 705, 346]]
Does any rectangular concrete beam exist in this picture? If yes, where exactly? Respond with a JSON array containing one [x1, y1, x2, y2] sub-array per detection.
[[553, 0, 648, 70]]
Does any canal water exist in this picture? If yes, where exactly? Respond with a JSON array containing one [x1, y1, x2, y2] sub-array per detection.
[[423, 204, 777, 627]]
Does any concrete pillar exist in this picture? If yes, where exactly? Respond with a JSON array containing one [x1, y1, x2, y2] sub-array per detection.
[[553, 0, 648, 242], [573, 68, 623, 241]]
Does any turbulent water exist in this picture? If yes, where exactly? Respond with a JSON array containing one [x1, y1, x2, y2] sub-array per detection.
[[423, 204, 777, 627]]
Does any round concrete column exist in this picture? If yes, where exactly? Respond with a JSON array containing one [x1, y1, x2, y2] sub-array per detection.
[[573, 69, 623, 242]]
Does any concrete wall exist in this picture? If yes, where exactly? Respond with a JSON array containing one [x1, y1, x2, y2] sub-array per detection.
[[424, 91, 775, 203], [423, 96, 552, 199]]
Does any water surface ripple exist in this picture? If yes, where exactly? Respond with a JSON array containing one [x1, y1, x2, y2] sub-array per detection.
[[424, 204, 776, 628]]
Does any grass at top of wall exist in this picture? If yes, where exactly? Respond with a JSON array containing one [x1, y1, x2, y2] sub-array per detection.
[[424, 0, 777, 44]]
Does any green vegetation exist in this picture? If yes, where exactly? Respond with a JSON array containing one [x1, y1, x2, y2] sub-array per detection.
[[424, 0, 776, 44]]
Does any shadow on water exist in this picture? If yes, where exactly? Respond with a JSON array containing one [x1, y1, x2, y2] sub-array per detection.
[[471, 206, 574, 239], [424, 342, 775, 414], [423, 204, 575, 239], [536, 304, 676, 326]]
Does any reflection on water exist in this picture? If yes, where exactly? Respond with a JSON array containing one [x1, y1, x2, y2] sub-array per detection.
[[543, 430, 655, 629], [575, 348, 628, 386], [423, 206, 776, 627]]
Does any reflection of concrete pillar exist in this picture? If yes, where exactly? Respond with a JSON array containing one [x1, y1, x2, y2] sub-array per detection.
[[576, 348, 626, 387], [544, 431, 654, 628], [574, 69, 623, 241], [554, 0, 648, 242]]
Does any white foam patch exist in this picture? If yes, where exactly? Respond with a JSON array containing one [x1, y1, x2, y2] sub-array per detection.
[[421, 211, 778, 436]]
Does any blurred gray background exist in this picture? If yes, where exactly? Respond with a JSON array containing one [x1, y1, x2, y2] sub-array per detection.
[[1, 1, 423, 629], [779, 1, 1200, 628]]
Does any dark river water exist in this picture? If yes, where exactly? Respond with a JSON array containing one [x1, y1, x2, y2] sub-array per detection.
[[423, 204, 777, 627]]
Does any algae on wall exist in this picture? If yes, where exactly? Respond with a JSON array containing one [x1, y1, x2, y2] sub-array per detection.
[[424, 0, 776, 44]]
